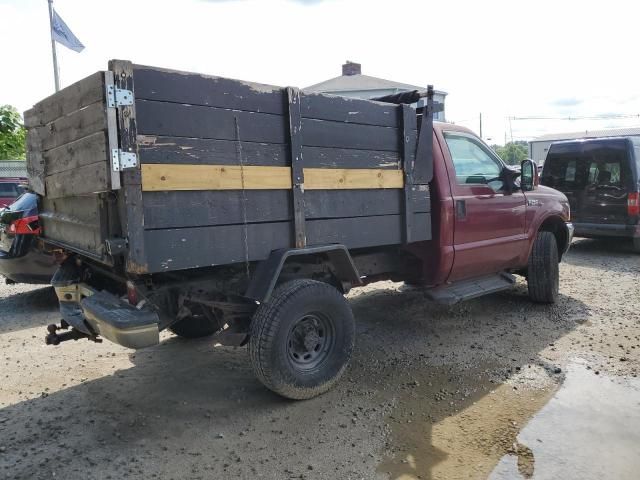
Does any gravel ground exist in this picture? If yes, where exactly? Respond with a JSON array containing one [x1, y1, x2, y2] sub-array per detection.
[[0, 238, 638, 480]]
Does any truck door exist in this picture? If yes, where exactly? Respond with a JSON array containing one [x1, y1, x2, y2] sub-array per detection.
[[440, 131, 527, 281]]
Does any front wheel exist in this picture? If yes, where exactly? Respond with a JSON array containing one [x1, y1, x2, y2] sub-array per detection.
[[248, 279, 355, 400], [527, 231, 559, 304]]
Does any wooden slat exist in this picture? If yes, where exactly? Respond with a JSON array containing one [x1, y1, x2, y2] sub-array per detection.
[[140, 164, 404, 191], [142, 213, 431, 273], [26, 149, 45, 195], [24, 71, 104, 127], [136, 100, 287, 144], [301, 93, 399, 127], [304, 168, 403, 190], [141, 164, 292, 191], [142, 189, 431, 230], [132, 64, 286, 115], [302, 118, 400, 151], [33, 101, 107, 152], [137, 135, 401, 169], [45, 162, 110, 199], [44, 131, 109, 175]]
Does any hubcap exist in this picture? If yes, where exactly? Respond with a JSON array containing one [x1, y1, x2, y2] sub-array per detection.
[[286, 313, 334, 371]]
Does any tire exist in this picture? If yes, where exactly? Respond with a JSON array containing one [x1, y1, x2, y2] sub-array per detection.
[[527, 231, 559, 304], [248, 279, 355, 400], [169, 315, 219, 339]]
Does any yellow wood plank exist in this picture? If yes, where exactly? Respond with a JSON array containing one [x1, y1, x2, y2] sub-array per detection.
[[141, 164, 292, 191], [304, 168, 403, 190], [141, 164, 404, 191]]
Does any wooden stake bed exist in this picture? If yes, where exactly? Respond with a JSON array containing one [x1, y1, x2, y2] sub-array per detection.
[[25, 60, 434, 274]]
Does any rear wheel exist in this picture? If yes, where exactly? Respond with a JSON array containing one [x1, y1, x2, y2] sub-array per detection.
[[527, 231, 559, 304], [248, 279, 355, 400]]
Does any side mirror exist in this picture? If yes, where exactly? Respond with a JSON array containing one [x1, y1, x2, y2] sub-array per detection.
[[521, 159, 536, 191]]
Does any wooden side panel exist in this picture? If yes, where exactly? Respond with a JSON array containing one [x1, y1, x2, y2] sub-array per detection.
[[143, 188, 431, 229], [142, 213, 430, 273], [45, 162, 109, 200], [132, 64, 286, 114], [24, 71, 104, 127], [44, 131, 109, 176], [301, 93, 398, 127]]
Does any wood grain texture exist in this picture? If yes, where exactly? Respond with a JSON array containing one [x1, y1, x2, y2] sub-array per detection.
[[142, 213, 431, 273], [301, 93, 398, 127], [45, 162, 109, 199], [44, 131, 109, 176], [141, 164, 404, 191], [24, 71, 105, 127]]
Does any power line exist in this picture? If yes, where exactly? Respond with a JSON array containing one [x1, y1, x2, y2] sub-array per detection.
[[511, 113, 640, 121]]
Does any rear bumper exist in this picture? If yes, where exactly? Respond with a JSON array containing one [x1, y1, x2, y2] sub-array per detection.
[[55, 283, 160, 349], [0, 248, 57, 284], [574, 222, 640, 239]]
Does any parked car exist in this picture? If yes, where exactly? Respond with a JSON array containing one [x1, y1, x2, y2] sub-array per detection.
[[0, 192, 57, 284], [540, 137, 640, 251], [0, 177, 27, 208]]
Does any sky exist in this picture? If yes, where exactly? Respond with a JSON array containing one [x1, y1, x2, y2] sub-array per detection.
[[2, 0, 640, 145]]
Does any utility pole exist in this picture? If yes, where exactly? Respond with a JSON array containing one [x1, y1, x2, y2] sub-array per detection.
[[479, 113, 483, 139], [48, 0, 60, 92]]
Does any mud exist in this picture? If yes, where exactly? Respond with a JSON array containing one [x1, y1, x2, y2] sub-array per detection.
[[0, 237, 639, 479]]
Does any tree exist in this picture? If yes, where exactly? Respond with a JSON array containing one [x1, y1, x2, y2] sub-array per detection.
[[0, 105, 26, 160], [493, 141, 528, 165]]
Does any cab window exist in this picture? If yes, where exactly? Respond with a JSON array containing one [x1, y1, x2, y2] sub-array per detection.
[[444, 133, 503, 185]]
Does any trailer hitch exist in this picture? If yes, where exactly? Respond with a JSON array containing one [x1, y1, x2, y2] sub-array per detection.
[[45, 320, 102, 346]]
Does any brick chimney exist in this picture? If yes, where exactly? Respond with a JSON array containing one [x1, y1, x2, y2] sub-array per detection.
[[342, 61, 361, 76]]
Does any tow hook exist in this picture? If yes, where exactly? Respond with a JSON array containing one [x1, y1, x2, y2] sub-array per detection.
[[45, 320, 102, 345]]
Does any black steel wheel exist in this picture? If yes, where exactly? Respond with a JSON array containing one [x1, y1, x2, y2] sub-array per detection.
[[249, 279, 355, 400]]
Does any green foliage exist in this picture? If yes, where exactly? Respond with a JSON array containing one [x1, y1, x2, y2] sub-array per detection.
[[493, 141, 528, 165], [0, 105, 26, 160]]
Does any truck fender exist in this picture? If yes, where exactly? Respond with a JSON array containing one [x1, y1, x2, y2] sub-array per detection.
[[244, 245, 361, 303]]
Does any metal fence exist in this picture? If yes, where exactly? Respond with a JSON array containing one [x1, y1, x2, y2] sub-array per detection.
[[0, 161, 27, 178]]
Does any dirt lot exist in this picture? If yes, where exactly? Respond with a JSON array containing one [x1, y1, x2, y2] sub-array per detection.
[[1, 238, 639, 480]]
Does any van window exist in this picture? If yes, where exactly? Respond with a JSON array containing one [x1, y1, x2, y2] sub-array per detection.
[[542, 146, 630, 190]]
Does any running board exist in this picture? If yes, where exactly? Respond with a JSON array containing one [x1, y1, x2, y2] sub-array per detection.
[[425, 272, 516, 305]]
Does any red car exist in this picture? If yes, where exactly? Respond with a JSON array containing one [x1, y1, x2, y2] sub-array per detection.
[[0, 177, 27, 208]]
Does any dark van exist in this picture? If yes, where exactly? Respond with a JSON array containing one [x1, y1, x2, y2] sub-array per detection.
[[540, 137, 640, 250]]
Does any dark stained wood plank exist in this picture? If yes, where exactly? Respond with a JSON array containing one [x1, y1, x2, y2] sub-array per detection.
[[109, 59, 147, 274], [137, 135, 401, 169], [24, 71, 105, 127], [137, 135, 290, 166], [302, 118, 400, 151], [132, 64, 286, 115], [33, 101, 107, 152], [44, 131, 109, 175], [45, 162, 109, 199], [142, 213, 431, 273], [142, 189, 431, 229], [136, 100, 287, 144], [301, 92, 399, 127], [287, 87, 306, 248]]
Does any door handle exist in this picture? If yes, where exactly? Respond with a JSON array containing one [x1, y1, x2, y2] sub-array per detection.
[[456, 200, 466, 219]]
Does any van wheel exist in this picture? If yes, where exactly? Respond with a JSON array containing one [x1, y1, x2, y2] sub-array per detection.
[[248, 279, 355, 400], [527, 231, 559, 304]]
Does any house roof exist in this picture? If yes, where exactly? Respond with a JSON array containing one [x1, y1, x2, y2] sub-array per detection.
[[531, 127, 640, 143], [304, 74, 446, 95]]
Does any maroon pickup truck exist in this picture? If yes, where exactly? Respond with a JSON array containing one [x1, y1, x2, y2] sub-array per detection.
[[25, 62, 572, 399]]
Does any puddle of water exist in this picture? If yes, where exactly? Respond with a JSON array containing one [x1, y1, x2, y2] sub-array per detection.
[[490, 361, 640, 480], [379, 360, 640, 480], [377, 365, 558, 480]]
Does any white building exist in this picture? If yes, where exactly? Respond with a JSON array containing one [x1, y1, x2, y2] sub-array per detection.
[[305, 61, 447, 121], [529, 127, 640, 165]]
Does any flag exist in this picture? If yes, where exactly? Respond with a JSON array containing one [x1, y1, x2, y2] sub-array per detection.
[[51, 9, 84, 53]]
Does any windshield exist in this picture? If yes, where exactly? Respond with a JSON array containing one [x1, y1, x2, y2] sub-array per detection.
[[8, 192, 37, 212], [0, 182, 20, 197]]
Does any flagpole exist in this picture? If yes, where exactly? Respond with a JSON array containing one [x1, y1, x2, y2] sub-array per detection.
[[47, 0, 60, 92]]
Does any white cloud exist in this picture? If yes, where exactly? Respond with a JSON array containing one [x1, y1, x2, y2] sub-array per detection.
[[2, 0, 640, 143]]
